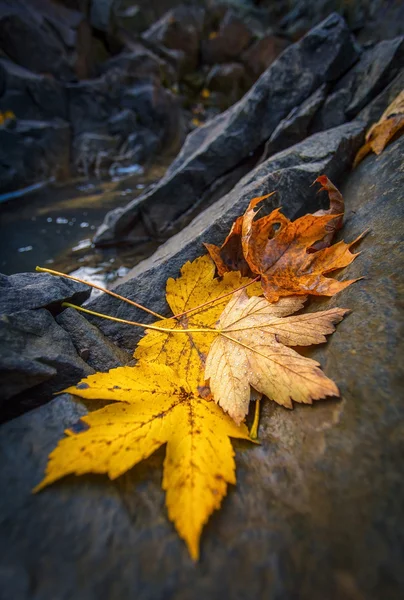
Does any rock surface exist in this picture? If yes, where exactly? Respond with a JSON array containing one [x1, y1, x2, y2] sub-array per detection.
[[88, 120, 365, 350], [311, 35, 404, 132], [93, 13, 360, 245], [0, 271, 92, 419], [56, 307, 131, 371], [0, 308, 93, 408], [0, 271, 90, 316], [0, 134, 402, 600]]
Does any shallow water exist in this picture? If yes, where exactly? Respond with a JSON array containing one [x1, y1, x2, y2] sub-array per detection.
[[0, 161, 169, 288]]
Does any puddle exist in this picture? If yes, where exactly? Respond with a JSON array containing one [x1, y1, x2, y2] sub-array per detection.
[[0, 160, 169, 288]]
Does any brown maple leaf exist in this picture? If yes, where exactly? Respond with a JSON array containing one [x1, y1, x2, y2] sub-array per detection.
[[204, 192, 276, 277], [241, 189, 362, 303]]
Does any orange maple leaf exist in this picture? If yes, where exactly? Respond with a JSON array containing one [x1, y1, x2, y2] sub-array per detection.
[[354, 90, 404, 167], [206, 177, 363, 303]]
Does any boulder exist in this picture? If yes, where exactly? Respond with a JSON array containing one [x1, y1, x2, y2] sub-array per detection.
[[72, 132, 121, 176], [0, 271, 90, 316], [201, 10, 254, 65], [142, 4, 205, 72], [0, 309, 93, 417], [0, 133, 402, 600], [0, 0, 93, 81], [311, 35, 404, 132], [0, 58, 68, 121], [68, 73, 184, 168], [205, 62, 247, 109], [261, 84, 327, 160], [241, 34, 290, 81], [89, 120, 365, 350], [56, 308, 131, 371], [100, 43, 177, 86], [0, 119, 71, 193], [93, 14, 360, 246]]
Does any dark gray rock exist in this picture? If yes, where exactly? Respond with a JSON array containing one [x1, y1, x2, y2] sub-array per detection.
[[356, 69, 404, 129], [107, 108, 137, 138], [0, 119, 71, 193], [205, 62, 247, 109], [142, 4, 205, 72], [89, 120, 365, 350], [0, 308, 93, 410], [56, 307, 131, 372], [261, 84, 327, 160], [311, 36, 404, 132], [68, 73, 184, 168], [122, 81, 184, 150], [201, 10, 253, 65], [73, 132, 121, 176], [0, 0, 93, 81], [0, 135, 402, 600], [241, 34, 290, 81], [0, 58, 68, 121], [93, 14, 359, 246], [100, 44, 177, 87], [0, 271, 90, 316]]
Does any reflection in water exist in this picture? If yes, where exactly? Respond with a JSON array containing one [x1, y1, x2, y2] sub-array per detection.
[[0, 160, 169, 287]]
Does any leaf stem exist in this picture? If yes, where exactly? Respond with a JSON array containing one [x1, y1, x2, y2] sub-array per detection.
[[62, 303, 219, 334], [249, 397, 261, 440], [36, 266, 165, 319]]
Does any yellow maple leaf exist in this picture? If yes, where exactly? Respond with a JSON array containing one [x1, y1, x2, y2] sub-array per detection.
[[34, 361, 251, 560], [34, 256, 259, 559], [205, 290, 347, 424], [135, 255, 259, 387]]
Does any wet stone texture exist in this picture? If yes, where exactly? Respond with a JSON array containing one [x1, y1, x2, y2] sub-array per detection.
[[0, 132, 403, 598]]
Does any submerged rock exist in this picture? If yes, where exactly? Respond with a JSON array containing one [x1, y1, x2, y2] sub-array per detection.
[[0, 134, 402, 600], [94, 13, 360, 246]]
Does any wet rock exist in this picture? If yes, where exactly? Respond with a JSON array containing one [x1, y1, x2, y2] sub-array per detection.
[[122, 81, 184, 151], [0, 0, 93, 81], [94, 14, 359, 246], [56, 308, 131, 372], [0, 308, 93, 415], [311, 36, 404, 132], [261, 84, 327, 160], [0, 58, 68, 121], [0, 119, 71, 193], [201, 10, 254, 65], [0, 271, 90, 316], [119, 128, 161, 165], [205, 62, 247, 109], [142, 4, 205, 72], [241, 34, 290, 81], [90, 121, 365, 349], [0, 135, 402, 600], [73, 132, 121, 176], [68, 73, 183, 165], [67, 75, 118, 138], [107, 109, 137, 138], [100, 44, 177, 86]]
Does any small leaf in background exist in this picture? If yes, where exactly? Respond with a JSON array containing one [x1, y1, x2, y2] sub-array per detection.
[[354, 90, 404, 166]]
